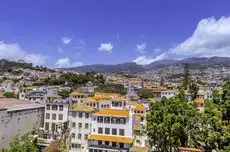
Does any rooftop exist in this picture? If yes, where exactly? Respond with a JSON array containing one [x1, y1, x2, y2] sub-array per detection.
[[130, 146, 148, 152], [88, 134, 133, 144], [94, 109, 130, 117], [194, 98, 205, 104], [71, 104, 95, 112], [46, 94, 61, 98], [0, 98, 44, 111], [127, 102, 145, 111], [70, 92, 86, 96], [178, 147, 202, 152]]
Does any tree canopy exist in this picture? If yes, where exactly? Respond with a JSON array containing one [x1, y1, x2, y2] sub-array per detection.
[[147, 88, 230, 151], [3, 92, 15, 98]]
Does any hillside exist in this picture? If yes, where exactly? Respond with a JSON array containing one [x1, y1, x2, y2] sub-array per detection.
[[69, 57, 230, 73], [0, 59, 33, 70]]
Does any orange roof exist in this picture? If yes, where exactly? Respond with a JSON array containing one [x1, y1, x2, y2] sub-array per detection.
[[46, 94, 61, 98], [88, 134, 133, 143], [194, 98, 205, 104], [130, 146, 148, 152], [94, 109, 130, 117], [127, 102, 145, 111], [136, 113, 145, 117], [178, 147, 202, 152], [70, 92, 86, 96]]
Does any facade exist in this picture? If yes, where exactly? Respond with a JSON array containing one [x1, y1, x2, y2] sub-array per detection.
[[88, 109, 135, 152], [19, 89, 47, 103], [0, 98, 45, 149], [160, 90, 176, 99], [38, 94, 70, 147], [69, 104, 95, 152], [70, 92, 88, 104]]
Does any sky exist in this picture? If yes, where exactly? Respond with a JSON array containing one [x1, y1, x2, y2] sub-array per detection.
[[0, 0, 230, 68]]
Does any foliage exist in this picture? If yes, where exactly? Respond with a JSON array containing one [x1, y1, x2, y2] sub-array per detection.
[[43, 139, 68, 152], [3, 92, 15, 98], [58, 89, 72, 99], [95, 83, 127, 95], [183, 63, 190, 88], [188, 81, 198, 101], [147, 89, 230, 151], [44, 72, 105, 86], [137, 88, 154, 99], [8, 134, 38, 152]]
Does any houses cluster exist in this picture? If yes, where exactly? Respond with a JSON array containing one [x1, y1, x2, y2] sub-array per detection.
[[0, 76, 222, 152]]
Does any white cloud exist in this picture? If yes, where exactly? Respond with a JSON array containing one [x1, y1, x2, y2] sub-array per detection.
[[0, 41, 46, 65], [98, 42, 113, 52], [58, 48, 64, 53], [133, 52, 168, 65], [170, 16, 230, 57], [135, 43, 146, 53], [55, 58, 83, 68], [154, 48, 161, 53], [62, 37, 72, 44]]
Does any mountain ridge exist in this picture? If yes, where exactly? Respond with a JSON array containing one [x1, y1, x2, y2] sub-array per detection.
[[66, 57, 230, 73]]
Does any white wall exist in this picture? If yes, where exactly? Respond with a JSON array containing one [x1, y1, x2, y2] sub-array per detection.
[[0, 107, 45, 149]]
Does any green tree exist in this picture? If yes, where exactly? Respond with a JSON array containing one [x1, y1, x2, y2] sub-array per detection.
[[58, 89, 72, 99], [8, 134, 38, 152], [189, 81, 198, 101], [3, 92, 15, 98], [137, 88, 154, 99]]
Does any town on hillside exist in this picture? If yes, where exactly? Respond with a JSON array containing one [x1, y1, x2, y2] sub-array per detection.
[[0, 63, 230, 152]]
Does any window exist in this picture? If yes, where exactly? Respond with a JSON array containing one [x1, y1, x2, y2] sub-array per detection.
[[52, 113, 56, 120], [46, 113, 50, 119], [51, 123, 56, 131], [105, 128, 110, 134], [85, 113, 89, 118], [97, 117, 103, 123], [112, 142, 116, 147], [59, 105, 63, 111], [120, 143, 124, 148], [78, 134, 81, 139], [119, 129, 125, 136], [98, 127, 103, 134], [112, 128, 117, 135], [105, 141, 109, 145], [72, 122, 76, 128], [72, 133, 75, 139], [72, 112, 76, 117], [104, 117, 110, 123], [85, 123, 89, 129], [79, 123, 82, 129], [45, 122, 49, 130], [84, 134, 88, 140], [58, 114, 63, 120], [111, 117, 118, 124], [79, 112, 82, 118], [98, 140, 102, 145], [52, 105, 58, 111], [119, 118, 126, 124], [46, 105, 50, 110]]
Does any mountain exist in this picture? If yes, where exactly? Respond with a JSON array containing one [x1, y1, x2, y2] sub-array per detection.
[[65, 57, 230, 73], [0, 59, 33, 70], [67, 62, 144, 73]]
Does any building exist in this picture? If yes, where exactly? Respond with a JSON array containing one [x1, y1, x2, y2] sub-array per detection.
[[38, 94, 70, 148], [177, 147, 202, 152], [69, 104, 95, 152], [88, 109, 135, 152], [70, 92, 88, 104], [160, 90, 176, 99], [19, 89, 47, 103], [0, 98, 45, 149]]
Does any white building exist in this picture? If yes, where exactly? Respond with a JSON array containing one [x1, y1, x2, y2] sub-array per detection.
[[0, 98, 45, 149], [160, 90, 176, 99], [19, 89, 47, 103], [88, 109, 135, 152], [38, 94, 70, 148], [69, 104, 95, 152]]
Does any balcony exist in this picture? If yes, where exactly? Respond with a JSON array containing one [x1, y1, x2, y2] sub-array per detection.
[[38, 137, 52, 147]]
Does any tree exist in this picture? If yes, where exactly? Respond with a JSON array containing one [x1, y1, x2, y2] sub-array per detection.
[[58, 90, 72, 99], [137, 88, 154, 99], [3, 92, 15, 98], [183, 63, 190, 88], [188, 81, 198, 101], [8, 134, 38, 152], [147, 88, 230, 151]]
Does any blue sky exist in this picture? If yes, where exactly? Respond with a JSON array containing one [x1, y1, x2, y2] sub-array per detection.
[[0, 0, 230, 67]]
